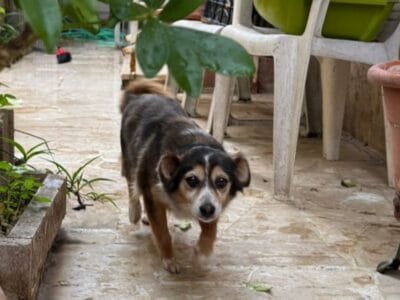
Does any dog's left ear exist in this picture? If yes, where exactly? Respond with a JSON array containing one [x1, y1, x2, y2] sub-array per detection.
[[158, 154, 180, 184], [232, 152, 250, 188]]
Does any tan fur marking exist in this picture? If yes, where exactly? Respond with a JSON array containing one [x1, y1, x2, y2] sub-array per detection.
[[196, 220, 218, 256], [211, 166, 232, 207], [146, 199, 175, 261], [176, 165, 205, 204]]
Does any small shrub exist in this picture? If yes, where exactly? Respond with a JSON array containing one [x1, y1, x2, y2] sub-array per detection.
[[0, 161, 48, 234]]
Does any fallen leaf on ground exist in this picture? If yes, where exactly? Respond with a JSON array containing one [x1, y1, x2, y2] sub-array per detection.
[[244, 282, 272, 294], [341, 179, 356, 188], [174, 221, 191, 232]]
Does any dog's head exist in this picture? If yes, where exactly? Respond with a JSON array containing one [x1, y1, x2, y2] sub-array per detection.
[[158, 147, 250, 223]]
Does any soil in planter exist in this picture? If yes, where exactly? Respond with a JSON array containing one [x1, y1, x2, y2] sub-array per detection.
[[0, 163, 46, 235]]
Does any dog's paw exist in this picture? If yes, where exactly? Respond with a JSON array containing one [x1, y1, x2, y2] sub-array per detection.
[[129, 200, 141, 224], [162, 258, 180, 274], [192, 246, 211, 268]]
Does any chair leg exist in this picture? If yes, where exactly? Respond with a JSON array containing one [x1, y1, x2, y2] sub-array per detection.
[[211, 74, 235, 143], [165, 72, 179, 96], [320, 58, 350, 160], [181, 71, 204, 117], [237, 77, 251, 102], [182, 94, 200, 117], [273, 46, 311, 197]]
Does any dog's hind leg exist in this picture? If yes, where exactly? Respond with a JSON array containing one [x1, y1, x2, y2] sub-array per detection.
[[128, 181, 142, 224]]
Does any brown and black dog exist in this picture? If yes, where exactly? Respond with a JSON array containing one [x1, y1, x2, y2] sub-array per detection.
[[120, 80, 250, 273]]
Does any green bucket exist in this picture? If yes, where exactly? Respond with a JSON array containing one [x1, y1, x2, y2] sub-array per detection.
[[253, 0, 395, 41]]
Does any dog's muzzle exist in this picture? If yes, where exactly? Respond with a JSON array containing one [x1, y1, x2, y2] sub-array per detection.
[[199, 202, 216, 219]]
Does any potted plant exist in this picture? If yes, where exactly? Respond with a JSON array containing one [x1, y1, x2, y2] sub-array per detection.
[[368, 60, 400, 192], [0, 165, 66, 300], [0, 85, 114, 298], [368, 60, 400, 273]]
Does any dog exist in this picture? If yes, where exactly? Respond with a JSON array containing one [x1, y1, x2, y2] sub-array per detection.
[[120, 80, 250, 273]]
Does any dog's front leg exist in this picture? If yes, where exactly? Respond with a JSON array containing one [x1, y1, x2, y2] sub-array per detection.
[[146, 199, 179, 273], [195, 220, 218, 263]]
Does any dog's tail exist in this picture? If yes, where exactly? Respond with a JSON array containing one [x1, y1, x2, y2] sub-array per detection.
[[120, 80, 174, 113]]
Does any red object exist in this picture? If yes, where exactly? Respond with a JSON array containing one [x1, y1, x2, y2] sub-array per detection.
[[56, 47, 71, 64], [56, 47, 66, 55]]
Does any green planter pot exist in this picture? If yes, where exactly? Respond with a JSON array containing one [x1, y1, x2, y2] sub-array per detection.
[[253, 0, 394, 41]]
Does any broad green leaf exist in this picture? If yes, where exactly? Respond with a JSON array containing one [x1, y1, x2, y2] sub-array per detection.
[[171, 26, 255, 77], [59, 0, 100, 33], [162, 26, 254, 96], [143, 0, 165, 9], [109, 0, 150, 21], [167, 44, 202, 97], [18, 0, 62, 52], [0, 7, 5, 15], [159, 0, 203, 23], [136, 19, 170, 78]]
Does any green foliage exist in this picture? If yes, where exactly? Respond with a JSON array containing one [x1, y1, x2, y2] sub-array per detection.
[[108, 0, 150, 21], [0, 93, 16, 107], [2, 138, 52, 166], [244, 282, 273, 294], [0, 161, 47, 234], [0, 6, 20, 44], [60, 0, 100, 32], [49, 156, 116, 210], [0, 85, 22, 108], [18, 0, 63, 52], [159, 0, 203, 23], [0, 133, 116, 235], [14, 0, 255, 97]]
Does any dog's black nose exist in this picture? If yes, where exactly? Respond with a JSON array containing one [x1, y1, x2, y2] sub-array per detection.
[[199, 203, 215, 218]]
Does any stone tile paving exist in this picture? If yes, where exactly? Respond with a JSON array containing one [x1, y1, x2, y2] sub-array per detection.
[[1, 42, 399, 299]]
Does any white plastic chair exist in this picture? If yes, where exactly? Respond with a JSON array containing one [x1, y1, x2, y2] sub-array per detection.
[[210, 0, 400, 196], [210, 0, 329, 196]]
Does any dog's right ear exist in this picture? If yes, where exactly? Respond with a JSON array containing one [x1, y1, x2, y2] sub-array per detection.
[[158, 154, 180, 185]]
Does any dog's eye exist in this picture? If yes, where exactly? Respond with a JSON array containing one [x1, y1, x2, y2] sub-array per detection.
[[185, 175, 200, 188], [215, 177, 228, 189]]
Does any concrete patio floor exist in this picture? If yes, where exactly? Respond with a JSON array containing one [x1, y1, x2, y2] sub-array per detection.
[[1, 42, 400, 299]]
